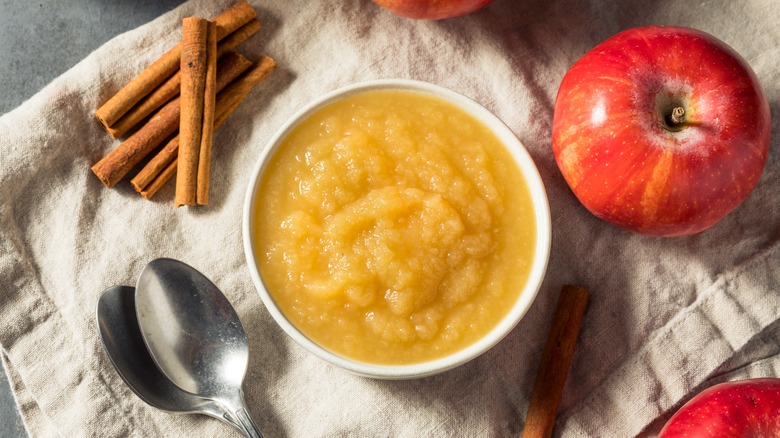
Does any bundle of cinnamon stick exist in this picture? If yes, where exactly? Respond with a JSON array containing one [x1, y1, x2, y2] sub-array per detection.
[[91, 1, 276, 206]]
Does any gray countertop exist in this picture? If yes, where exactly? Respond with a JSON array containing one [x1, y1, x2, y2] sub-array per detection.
[[0, 1, 186, 435]]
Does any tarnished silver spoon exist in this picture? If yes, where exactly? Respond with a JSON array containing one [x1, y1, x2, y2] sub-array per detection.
[[135, 258, 262, 438]]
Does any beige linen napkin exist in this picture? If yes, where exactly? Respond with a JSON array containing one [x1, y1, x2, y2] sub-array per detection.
[[1, 0, 779, 436]]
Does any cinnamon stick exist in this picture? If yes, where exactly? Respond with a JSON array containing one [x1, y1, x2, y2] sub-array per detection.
[[175, 18, 211, 207], [219, 55, 277, 110], [94, 1, 256, 132], [140, 158, 178, 200], [91, 52, 252, 188], [195, 21, 218, 206], [132, 56, 276, 199], [522, 285, 589, 438], [132, 136, 181, 195], [217, 19, 261, 57], [104, 18, 262, 140], [106, 71, 182, 140], [135, 103, 223, 200]]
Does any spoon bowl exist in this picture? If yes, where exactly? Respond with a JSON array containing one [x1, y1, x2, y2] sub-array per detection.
[[135, 258, 262, 438]]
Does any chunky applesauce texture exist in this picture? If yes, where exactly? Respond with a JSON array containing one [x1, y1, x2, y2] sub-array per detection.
[[253, 90, 536, 365]]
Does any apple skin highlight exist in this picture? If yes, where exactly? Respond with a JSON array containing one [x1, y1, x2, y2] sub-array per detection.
[[552, 26, 770, 237], [659, 378, 780, 437]]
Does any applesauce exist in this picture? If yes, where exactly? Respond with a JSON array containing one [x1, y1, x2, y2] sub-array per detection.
[[252, 89, 536, 365]]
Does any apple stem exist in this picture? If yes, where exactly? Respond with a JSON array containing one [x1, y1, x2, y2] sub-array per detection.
[[668, 106, 686, 127]]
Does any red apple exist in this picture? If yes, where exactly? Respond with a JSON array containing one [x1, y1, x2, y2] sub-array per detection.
[[659, 378, 780, 437], [552, 26, 770, 236], [372, 0, 492, 20]]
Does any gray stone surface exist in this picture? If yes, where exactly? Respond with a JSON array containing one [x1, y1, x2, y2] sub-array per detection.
[[0, 369, 25, 438], [0, 1, 185, 435], [0, 0, 186, 114]]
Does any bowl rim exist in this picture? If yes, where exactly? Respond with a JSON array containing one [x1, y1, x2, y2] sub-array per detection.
[[242, 79, 551, 379]]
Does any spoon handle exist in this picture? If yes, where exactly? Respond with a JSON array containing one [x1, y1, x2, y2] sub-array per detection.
[[235, 407, 263, 438]]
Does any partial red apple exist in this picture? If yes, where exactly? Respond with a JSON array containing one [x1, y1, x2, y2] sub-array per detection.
[[552, 26, 770, 236], [659, 378, 780, 437], [372, 0, 492, 20]]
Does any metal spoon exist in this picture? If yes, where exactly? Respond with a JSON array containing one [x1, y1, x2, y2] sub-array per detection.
[[135, 258, 262, 438], [96, 285, 246, 433]]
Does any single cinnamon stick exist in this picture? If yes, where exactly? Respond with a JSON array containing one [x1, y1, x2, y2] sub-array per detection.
[[91, 52, 252, 188], [195, 21, 218, 206], [522, 285, 589, 438], [132, 55, 276, 199], [176, 18, 210, 207], [104, 18, 262, 140], [94, 1, 256, 131]]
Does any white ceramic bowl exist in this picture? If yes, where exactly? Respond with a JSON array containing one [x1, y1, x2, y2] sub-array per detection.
[[242, 79, 551, 379]]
